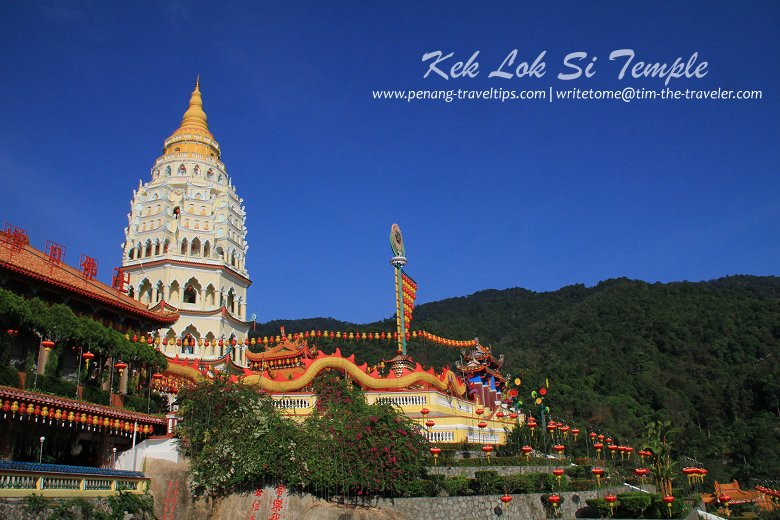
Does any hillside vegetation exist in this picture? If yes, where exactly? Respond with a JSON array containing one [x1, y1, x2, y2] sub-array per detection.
[[255, 275, 780, 483]]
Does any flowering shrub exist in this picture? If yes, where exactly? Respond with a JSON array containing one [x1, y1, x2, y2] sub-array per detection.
[[177, 373, 428, 498]]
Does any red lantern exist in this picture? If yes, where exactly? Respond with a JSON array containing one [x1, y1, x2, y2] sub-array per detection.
[[521, 445, 533, 455], [425, 419, 435, 428], [41, 340, 55, 350], [482, 445, 493, 454], [589, 432, 597, 440], [477, 420, 487, 429], [605, 495, 617, 504], [592, 467, 605, 478], [509, 412, 518, 419], [152, 373, 163, 380], [475, 408, 484, 416], [634, 468, 649, 477], [430, 447, 441, 456], [500, 494, 512, 506], [219, 339, 224, 347], [82, 351, 95, 361], [496, 411, 505, 418], [115, 361, 128, 375], [548, 495, 561, 506], [553, 444, 565, 454], [718, 494, 731, 505], [421, 407, 430, 416]]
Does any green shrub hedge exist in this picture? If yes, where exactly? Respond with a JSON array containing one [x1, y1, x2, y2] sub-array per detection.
[[440, 476, 471, 496], [0, 366, 20, 387]]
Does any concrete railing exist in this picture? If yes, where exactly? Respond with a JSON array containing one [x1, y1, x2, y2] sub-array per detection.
[[0, 461, 148, 498]]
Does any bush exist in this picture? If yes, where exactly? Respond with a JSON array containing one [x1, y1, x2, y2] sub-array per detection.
[[23, 493, 47, 514], [37, 374, 77, 398], [440, 476, 471, 496], [108, 491, 154, 519], [503, 473, 548, 493], [81, 385, 110, 405], [123, 393, 166, 414], [568, 478, 596, 491], [646, 494, 688, 518], [615, 492, 652, 518], [474, 470, 502, 494], [0, 365, 20, 387], [401, 479, 435, 497]]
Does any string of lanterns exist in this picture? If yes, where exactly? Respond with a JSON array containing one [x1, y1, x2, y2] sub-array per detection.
[[0, 391, 162, 437], [122, 329, 478, 349]]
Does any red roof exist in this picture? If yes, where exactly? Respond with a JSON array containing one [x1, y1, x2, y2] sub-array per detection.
[[0, 386, 166, 425], [0, 238, 178, 326]]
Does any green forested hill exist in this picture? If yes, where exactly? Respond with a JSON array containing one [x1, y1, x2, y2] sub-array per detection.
[[254, 275, 780, 482]]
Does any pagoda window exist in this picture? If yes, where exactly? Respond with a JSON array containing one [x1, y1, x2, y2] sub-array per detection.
[[191, 238, 201, 256], [183, 286, 197, 304], [227, 289, 236, 314], [205, 284, 215, 306], [128, 249, 135, 260], [163, 239, 170, 253], [194, 221, 200, 230], [204, 222, 210, 230], [154, 241, 161, 256], [180, 238, 188, 255], [127, 286, 135, 298], [173, 206, 180, 219], [139, 279, 153, 304], [169, 281, 180, 303], [179, 164, 186, 175], [145, 241, 153, 257], [215, 246, 224, 260], [155, 281, 164, 302]]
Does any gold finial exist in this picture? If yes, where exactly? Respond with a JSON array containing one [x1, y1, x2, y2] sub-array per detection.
[[179, 76, 208, 131]]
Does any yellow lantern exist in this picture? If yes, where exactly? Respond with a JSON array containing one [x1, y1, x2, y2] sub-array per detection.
[[103, 417, 110, 427], [54, 409, 62, 420], [251, 337, 256, 345], [11, 401, 19, 413], [154, 336, 161, 345], [27, 404, 34, 415], [67, 411, 75, 422], [41, 407, 48, 419]]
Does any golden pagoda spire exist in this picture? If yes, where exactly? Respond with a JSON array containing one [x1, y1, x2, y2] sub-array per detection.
[[163, 77, 221, 159], [179, 75, 209, 132]]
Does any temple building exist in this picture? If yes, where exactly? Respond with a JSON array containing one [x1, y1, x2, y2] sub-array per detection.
[[121, 79, 251, 360], [125, 80, 517, 444]]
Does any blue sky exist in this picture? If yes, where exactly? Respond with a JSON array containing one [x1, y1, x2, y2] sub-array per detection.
[[1, 1, 778, 323]]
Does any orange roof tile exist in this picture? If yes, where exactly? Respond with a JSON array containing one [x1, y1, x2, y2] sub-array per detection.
[[0, 238, 178, 325]]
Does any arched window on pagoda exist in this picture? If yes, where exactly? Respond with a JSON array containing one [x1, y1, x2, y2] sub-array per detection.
[[180, 238, 188, 255], [163, 239, 170, 254], [191, 237, 201, 256], [205, 284, 215, 306], [203, 241, 211, 258], [226, 288, 236, 315], [183, 286, 197, 304], [145, 241, 153, 257]]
